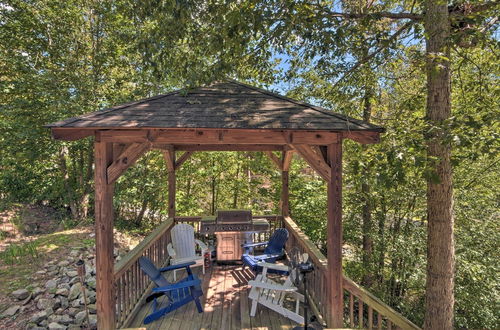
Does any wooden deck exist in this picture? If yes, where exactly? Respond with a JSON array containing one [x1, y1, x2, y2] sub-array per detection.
[[127, 264, 321, 330]]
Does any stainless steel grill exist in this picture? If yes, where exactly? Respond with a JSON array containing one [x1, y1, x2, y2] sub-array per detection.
[[201, 210, 269, 263]]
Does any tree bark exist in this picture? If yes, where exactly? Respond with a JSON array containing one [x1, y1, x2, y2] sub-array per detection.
[[424, 1, 455, 329], [362, 87, 374, 288]]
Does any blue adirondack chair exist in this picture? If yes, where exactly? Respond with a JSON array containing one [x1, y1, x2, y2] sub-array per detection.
[[138, 256, 203, 324], [241, 228, 289, 275]]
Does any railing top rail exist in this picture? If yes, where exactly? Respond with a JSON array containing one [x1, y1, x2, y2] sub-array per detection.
[[283, 216, 328, 272], [114, 217, 174, 278], [173, 215, 283, 222]]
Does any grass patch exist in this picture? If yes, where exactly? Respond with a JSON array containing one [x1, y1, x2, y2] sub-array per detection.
[[0, 228, 93, 295], [0, 242, 40, 265]]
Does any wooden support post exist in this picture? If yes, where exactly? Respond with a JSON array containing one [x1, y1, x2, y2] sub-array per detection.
[[327, 141, 343, 328], [162, 147, 176, 218], [94, 136, 116, 329], [281, 170, 290, 216], [281, 151, 293, 217]]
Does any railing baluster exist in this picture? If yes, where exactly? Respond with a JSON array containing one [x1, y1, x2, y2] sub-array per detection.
[[368, 306, 373, 330], [377, 312, 382, 330], [349, 293, 354, 327], [359, 298, 364, 328]]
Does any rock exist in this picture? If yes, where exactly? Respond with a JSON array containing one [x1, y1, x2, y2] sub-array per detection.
[[68, 283, 81, 301], [45, 280, 57, 290], [86, 279, 96, 290], [58, 260, 70, 267], [50, 314, 72, 325], [75, 311, 86, 325], [37, 298, 55, 310], [58, 283, 70, 290], [2, 305, 20, 317], [88, 314, 97, 327], [71, 299, 81, 308], [12, 288, 30, 300], [55, 288, 69, 296], [32, 287, 45, 297], [88, 304, 96, 314], [26, 325, 46, 330], [53, 297, 62, 309], [31, 310, 48, 324], [67, 308, 79, 317], [59, 297, 69, 309], [35, 270, 45, 276], [69, 250, 79, 257], [45, 308, 54, 317], [66, 271, 78, 278], [86, 289, 96, 304], [48, 322, 66, 330], [21, 293, 33, 305]]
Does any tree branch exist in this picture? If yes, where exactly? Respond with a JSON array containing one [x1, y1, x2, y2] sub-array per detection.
[[321, 2, 499, 21], [332, 21, 414, 89], [323, 10, 423, 20]]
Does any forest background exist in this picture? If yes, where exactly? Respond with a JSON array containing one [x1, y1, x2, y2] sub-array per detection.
[[0, 0, 498, 328]]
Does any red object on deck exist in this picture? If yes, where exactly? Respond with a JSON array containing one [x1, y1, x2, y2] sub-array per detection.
[[204, 252, 211, 268]]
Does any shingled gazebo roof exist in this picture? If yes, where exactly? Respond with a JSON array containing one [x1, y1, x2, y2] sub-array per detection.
[[46, 81, 384, 132]]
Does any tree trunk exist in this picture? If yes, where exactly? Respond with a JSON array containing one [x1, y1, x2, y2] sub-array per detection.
[[424, 1, 455, 329], [362, 87, 374, 288], [58, 147, 79, 219]]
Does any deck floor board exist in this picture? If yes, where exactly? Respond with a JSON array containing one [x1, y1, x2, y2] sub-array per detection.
[[127, 265, 322, 330]]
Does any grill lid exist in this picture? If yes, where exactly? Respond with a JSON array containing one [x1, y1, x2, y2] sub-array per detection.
[[216, 210, 252, 224]]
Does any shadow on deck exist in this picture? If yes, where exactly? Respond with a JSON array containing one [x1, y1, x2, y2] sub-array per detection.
[[127, 264, 322, 330]]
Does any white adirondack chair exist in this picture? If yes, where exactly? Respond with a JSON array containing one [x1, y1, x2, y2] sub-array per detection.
[[248, 261, 305, 324], [167, 223, 208, 281]]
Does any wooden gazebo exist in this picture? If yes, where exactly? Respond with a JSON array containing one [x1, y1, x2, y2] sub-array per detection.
[[46, 81, 419, 329]]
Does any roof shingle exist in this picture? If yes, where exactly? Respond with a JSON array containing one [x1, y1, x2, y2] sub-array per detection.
[[46, 81, 384, 132]]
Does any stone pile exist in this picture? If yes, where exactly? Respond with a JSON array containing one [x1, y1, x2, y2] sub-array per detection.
[[3, 245, 123, 330]]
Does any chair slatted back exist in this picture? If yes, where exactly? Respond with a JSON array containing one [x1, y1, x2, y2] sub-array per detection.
[[171, 223, 196, 259], [264, 228, 289, 255], [139, 256, 170, 288]]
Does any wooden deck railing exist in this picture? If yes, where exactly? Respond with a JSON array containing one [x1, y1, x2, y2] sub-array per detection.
[[283, 216, 420, 330], [114, 215, 419, 329], [114, 218, 175, 328]]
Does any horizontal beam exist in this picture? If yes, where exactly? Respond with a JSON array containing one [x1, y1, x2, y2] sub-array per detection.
[[51, 128, 382, 145], [51, 128, 94, 141], [97, 129, 341, 145], [164, 144, 288, 151], [343, 131, 380, 144]]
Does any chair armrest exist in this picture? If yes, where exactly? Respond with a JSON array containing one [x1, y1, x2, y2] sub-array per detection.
[[257, 261, 290, 273], [242, 241, 268, 248], [248, 280, 298, 292], [159, 261, 196, 272], [195, 239, 208, 252], [152, 279, 201, 292], [254, 253, 283, 261], [167, 243, 176, 257]]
